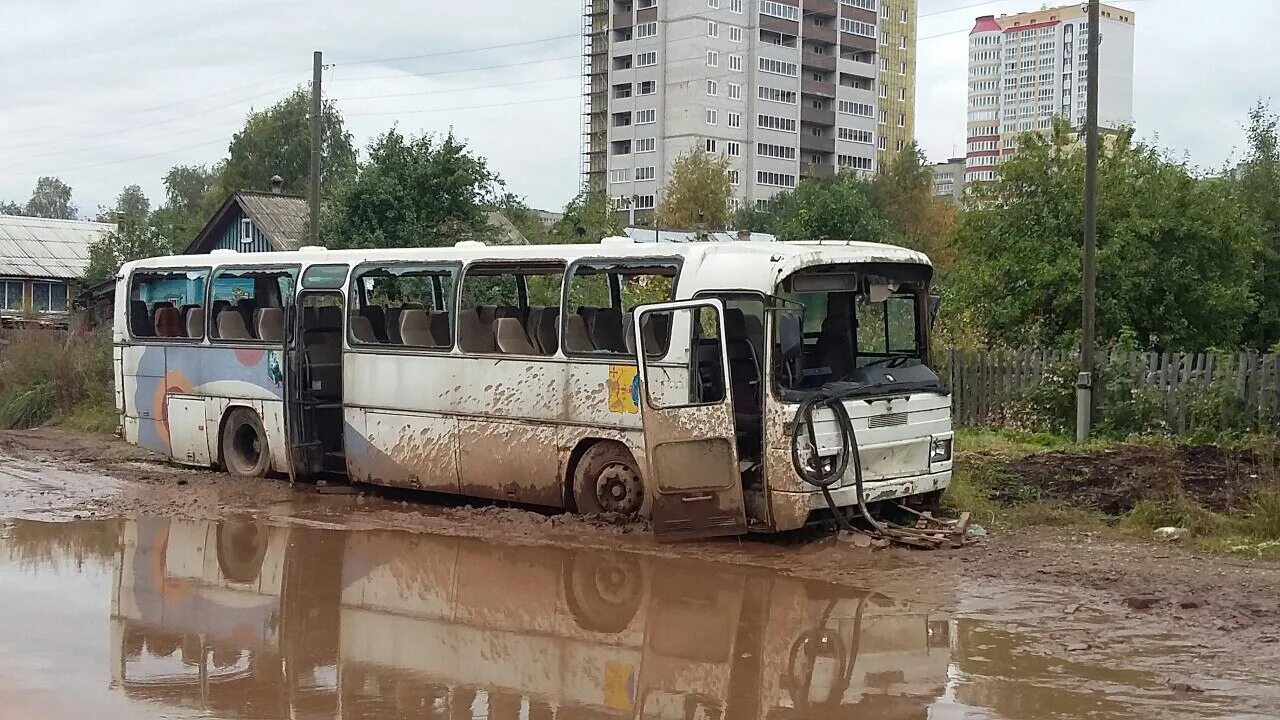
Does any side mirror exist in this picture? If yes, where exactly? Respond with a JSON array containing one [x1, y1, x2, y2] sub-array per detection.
[[778, 313, 803, 362]]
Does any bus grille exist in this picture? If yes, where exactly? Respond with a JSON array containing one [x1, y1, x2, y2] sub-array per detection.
[[867, 412, 909, 429]]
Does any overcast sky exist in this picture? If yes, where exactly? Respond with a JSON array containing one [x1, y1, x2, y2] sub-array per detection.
[[0, 0, 1275, 219]]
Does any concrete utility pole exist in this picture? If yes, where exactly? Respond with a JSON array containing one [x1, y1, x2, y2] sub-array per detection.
[[309, 51, 323, 246], [1077, 0, 1100, 443]]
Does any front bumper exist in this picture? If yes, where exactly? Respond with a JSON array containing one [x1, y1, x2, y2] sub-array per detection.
[[768, 469, 952, 532]]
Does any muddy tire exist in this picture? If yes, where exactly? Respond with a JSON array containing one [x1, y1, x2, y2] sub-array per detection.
[[221, 407, 271, 478], [572, 442, 647, 518], [216, 520, 268, 583], [563, 552, 644, 633]]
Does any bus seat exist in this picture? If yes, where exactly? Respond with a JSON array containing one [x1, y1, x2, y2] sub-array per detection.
[[743, 313, 765, 363], [361, 305, 389, 343], [154, 307, 184, 338], [385, 306, 405, 344], [577, 306, 598, 329], [351, 315, 379, 344], [180, 303, 200, 327], [623, 311, 636, 354], [495, 305, 521, 320], [185, 307, 205, 339], [495, 317, 536, 355], [209, 301, 232, 337], [428, 311, 452, 348], [237, 300, 258, 335], [400, 309, 435, 347], [316, 306, 342, 330], [257, 307, 285, 342], [816, 315, 851, 379], [524, 306, 544, 352], [623, 311, 660, 355], [476, 305, 496, 326], [590, 307, 628, 353], [458, 310, 496, 353], [559, 313, 595, 353], [130, 301, 153, 337], [536, 307, 559, 355], [218, 310, 252, 340]]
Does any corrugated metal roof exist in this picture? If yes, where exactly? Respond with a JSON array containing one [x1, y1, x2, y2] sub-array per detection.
[[0, 214, 115, 279], [236, 192, 310, 251]]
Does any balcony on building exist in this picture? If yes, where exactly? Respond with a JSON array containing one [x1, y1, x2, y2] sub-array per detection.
[[799, 132, 835, 154], [839, 32, 876, 55], [801, 77, 837, 99], [802, 48, 837, 72], [802, 20, 837, 45], [761, 28, 799, 49], [802, 0, 838, 17], [760, 14, 800, 37], [801, 161, 836, 179], [611, 139, 633, 155], [801, 105, 836, 127]]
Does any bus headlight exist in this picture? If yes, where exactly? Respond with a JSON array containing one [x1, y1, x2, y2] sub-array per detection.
[[930, 436, 953, 464]]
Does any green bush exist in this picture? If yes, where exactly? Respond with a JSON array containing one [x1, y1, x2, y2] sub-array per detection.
[[0, 328, 116, 431]]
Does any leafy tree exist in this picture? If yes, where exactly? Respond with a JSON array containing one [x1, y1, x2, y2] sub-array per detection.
[[24, 176, 77, 219], [150, 164, 218, 248], [654, 145, 732, 230], [870, 143, 958, 267], [0, 200, 23, 216], [212, 87, 357, 200], [952, 119, 1260, 352], [550, 190, 624, 244], [323, 129, 501, 249], [1235, 101, 1280, 350], [751, 172, 892, 243], [84, 186, 168, 283]]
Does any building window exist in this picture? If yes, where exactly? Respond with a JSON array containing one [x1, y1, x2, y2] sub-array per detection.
[[727, 140, 741, 156], [730, 0, 743, 12], [877, 109, 886, 124], [707, 50, 719, 67], [708, 0, 719, 7], [729, 26, 743, 43], [636, 51, 657, 67], [898, 113, 905, 127], [756, 142, 797, 160], [841, 0, 875, 10], [900, 34, 907, 49], [1, 280, 24, 311], [636, 166, 656, 181], [757, 114, 797, 133], [838, 154, 873, 170], [839, 19, 875, 38], [758, 86, 797, 104], [610, 168, 632, 183], [901, 8, 907, 22], [708, 21, 719, 38], [898, 87, 906, 101], [706, 138, 718, 153], [877, 136, 887, 150], [707, 80, 718, 96], [727, 83, 742, 99], [636, 22, 658, 39], [758, 57, 797, 77], [635, 108, 656, 124], [897, 139, 905, 151], [728, 54, 742, 71], [838, 127, 874, 144], [900, 61, 907, 75], [757, 171, 796, 188], [727, 112, 741, 129], [637, 80, 656, 95], [635, 137, 656, 153], [879, 84, 887, 98], [635, 195, 655, 210], [728, 170, 740, 185], [706, 108, 718, 125], [838, 100, 874, 117], [760, 1, 799, 21]]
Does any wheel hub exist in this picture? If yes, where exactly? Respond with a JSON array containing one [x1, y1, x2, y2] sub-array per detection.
[[595, 463, 642, 514]]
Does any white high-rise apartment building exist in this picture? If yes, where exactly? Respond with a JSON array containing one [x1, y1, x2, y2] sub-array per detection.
[[965, 4, 1135, 185], [583, 0, 916, 222]]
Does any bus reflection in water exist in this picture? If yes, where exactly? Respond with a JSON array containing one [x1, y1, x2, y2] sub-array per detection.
[[111, 519, 951, 719]]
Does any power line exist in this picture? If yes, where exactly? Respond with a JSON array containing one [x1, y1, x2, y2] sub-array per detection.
[[331, 54, 580, 83], [334, 34, 579, 66], [331, 73, 578, 102], [343, 94, 578, 118], [0, 137, 228, 178]]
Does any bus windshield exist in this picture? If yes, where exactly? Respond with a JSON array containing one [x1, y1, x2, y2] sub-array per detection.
[[775, 263, 938, 395]]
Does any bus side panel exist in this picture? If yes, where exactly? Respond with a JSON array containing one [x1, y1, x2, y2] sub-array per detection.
[[121, 344, 170, 457], [345, 407, 461, 494]]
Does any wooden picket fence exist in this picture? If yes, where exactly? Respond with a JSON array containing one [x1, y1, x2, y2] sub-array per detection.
[[939, 349, 1280, 436]]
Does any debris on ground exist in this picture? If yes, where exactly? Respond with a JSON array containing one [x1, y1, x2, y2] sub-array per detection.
[[1155, 526, 1191, 542], [1124, 595, 1162, 610]]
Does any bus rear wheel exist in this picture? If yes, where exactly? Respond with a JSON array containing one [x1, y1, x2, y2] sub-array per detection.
[[221, 408, 271, 478], [572, 442, 645, 517]]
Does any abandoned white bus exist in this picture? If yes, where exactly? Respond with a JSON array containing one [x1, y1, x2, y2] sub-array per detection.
[[113, 239, 953, 539]]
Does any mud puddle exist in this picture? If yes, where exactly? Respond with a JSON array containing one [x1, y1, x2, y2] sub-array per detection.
[[0, 517, 1275, 719]]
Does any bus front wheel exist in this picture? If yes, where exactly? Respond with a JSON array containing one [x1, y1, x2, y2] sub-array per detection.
[[572, 442, 646, 518], [220, 408, 271, 478]]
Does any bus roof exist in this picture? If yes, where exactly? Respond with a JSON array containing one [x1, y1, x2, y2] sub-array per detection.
[[118, 238, 932, 287]]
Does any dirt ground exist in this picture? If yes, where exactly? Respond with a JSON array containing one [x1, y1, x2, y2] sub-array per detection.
[[2, 427, 1279, 714]]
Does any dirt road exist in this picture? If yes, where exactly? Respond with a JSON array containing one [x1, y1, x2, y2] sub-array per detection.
[[1, 426, 1278, 719]]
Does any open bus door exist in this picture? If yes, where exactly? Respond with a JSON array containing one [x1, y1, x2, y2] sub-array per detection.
[[635, 299, 748, 541], [283, 295, 318, 483]]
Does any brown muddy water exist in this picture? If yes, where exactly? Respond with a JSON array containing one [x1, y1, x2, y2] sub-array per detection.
[[0, 517, 1271, 720]]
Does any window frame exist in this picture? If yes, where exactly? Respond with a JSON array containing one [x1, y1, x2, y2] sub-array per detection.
[[125, 266, 214, 344], [457, 260, 567, 359], [560, 256, 684, 363], [347, 260, 462, 353], [205, 263, 302, 346]]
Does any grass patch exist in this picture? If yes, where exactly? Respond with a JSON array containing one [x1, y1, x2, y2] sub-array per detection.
[[60, 399, 120, 434], [0, 327, 116, 434]]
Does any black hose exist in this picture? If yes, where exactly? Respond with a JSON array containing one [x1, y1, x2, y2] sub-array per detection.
[[790, 391, 939, 542]]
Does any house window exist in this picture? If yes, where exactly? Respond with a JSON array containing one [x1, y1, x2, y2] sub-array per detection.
[[634, 195, 656, 210], [240, 218, 254, 244], [636, 51, 657, 67], [636, 166, 656, 181], [728, 83, 742, 99], [635, 108, 656, 124], [707, 50, 719, 67], [707, 80, 718, 96], [1, 280, 23, 311], [730, 0, 743, 12], [728, 54, 743, 71], [727, 112, 741, 129], [727, 140, 741, 156], [756, 171, 796, 188], [728, 170, 740, 185], [708, 21, 719, 38], [638, 80, 656, 95], [635, 137, 657, 153], [706, 108, 718, 125], [760, 1, 799, 21], [729, 26, 743, 43], [706, 138, 718, 153], [708, 0, 719, 7], [758, 57, 797, 77], [610, 168, 632, 183], [30, 281, 67, 313], [636, 22, 658, 39]]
